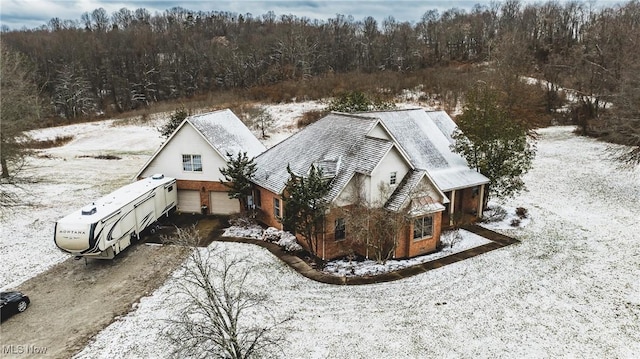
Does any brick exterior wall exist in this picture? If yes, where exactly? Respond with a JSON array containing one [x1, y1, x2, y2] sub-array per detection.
[[318, 207, 364, 260], [442, 185, 484, 227], [460, 187, 480, 216], [253, 185, 284, 230], [254, 185, 446, 261], [397, 212, 443, 258]]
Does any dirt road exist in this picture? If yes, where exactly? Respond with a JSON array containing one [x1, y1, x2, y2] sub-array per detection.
[[0, 242, 191, 358]]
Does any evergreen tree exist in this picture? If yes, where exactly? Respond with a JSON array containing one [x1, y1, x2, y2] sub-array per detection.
[[158, 108, 189, 139], [452, 83, 536, 201], [326, 90, 395, 113], [282, 165, 331, 259], [219, 152, 258, 213]]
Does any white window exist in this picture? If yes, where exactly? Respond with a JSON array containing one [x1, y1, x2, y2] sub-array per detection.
[[335, 218, 346, 241], [182, 154, 202, 172], [253, 189, 262, 209], [274, 198, 281, 218], [413, 215, 433, 241], [390, 171, 397, 185]]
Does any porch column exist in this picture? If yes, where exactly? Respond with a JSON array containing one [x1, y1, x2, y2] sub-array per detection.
[[477, 184, 485, 219], [449, 190, 456, 226]]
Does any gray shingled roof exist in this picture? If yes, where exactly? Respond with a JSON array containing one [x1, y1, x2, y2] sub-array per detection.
[[135, 109, 266, 179], [428, 110, 457, 145], [384, 169, 447, 214], [360, 109, 489, 192], [188, 109, 266, 159], [384, 170, 426, 212], [252, 113, 394, 201]]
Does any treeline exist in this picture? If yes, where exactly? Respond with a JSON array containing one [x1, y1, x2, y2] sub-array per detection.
[[1, 0, 639, 131]]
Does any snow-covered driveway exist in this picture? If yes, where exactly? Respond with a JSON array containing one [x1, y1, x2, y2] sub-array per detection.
[[0, 118, 163, 290]]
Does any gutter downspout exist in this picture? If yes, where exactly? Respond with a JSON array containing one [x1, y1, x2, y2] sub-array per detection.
[[366, 212, 369, 259], [322, 214, 326, 261], [477, 184, 485, 219], [449, 190, 456, 226]]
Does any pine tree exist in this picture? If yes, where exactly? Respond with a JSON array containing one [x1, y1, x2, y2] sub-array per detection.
[[283, 165, 331, 259], [452, 83, 536, 201], [219, 152, 258, 213], [158, 108, 189, 139], [326, 90, 395, 113]]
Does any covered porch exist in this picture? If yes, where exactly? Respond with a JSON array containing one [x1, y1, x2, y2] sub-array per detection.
[[442, 184, 486, 228]]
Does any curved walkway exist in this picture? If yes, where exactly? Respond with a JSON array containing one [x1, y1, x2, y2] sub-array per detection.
[[212, 224, 519, 285]]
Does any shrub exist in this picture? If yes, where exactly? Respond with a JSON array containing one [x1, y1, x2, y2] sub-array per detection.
[[297, 110, 328, 128], [261, 227, 282, 243], [484, 205, 508, 223], [441, 229, 463, 249], [326, 90, 395, 113], [516, 207, 528, 219], [261, 227, 303, 252], [510, 218, 521, 227], [228, 216, 257, 227]]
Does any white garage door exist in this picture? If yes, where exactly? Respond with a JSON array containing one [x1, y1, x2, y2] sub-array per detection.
[[209, 191, 240, 215], [177, 190, 201, 213]]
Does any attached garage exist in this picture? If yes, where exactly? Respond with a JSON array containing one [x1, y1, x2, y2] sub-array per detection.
[[177, 190, 201, 213], [209, 191, 240, 215]]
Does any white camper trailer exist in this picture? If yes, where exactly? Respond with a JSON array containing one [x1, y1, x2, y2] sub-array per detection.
[[54, 174, 177, 259]]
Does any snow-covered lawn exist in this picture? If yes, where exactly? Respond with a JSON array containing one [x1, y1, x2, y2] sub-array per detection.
[[4, 113, 638, 357], [0, 118, 163, 291], [75, 125, 640, 358]]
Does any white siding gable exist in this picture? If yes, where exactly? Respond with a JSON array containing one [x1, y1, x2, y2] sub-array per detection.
[[139, 123, 227, 181], [370, 146, 411, 205], [335, 174, 370, 207], [366, 122, 392, 140]]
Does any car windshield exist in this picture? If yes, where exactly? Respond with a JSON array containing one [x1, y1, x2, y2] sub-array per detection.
[[1, 292, 18, 300]]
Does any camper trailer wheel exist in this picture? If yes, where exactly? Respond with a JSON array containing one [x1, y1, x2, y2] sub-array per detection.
[[151, 223, 161, 234]]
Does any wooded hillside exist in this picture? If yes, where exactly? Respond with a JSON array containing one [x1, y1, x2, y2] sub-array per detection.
[[1, 0, 638, 147]]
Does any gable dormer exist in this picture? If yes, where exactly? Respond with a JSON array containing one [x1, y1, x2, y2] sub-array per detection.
[[313, 157, 341, 180]]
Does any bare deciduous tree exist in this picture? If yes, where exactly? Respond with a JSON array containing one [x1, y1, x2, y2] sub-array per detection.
[[243, 106, 274, 139], [339, 175, 408, 264], [164, 227, 290, 359], [0, 43, 43, 216], [53, 63, 97, 119]]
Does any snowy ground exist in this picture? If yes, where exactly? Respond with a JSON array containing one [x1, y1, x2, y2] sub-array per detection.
[[322, 229, 490, 277], [3, 110, 639, 357], [223, 223, 491, 277], [260, 101, 326, 148], [0, 118, 163, 291], [75, 125, 640, 358]]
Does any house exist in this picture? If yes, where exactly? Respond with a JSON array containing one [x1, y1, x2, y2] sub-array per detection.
[[359, 109, 490, 227], [136, 109, 266, 214], [250, 108, 489, 260]]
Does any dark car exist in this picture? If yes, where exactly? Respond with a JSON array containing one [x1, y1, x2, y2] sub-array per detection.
[[1, 291, 30, 321]]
